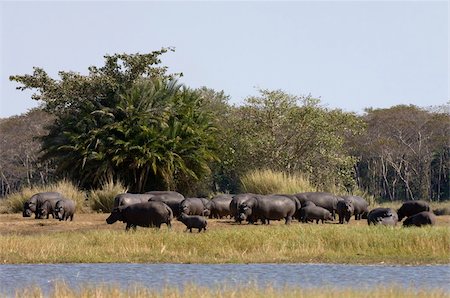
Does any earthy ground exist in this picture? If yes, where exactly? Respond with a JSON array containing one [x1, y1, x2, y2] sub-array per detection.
[[1, 213, 449, 236]]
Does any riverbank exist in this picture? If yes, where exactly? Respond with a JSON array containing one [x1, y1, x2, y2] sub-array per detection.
[[0, 214, 448, 264]]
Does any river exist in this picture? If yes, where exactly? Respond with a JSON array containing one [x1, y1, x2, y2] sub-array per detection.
[[1, 263, 449, 296]]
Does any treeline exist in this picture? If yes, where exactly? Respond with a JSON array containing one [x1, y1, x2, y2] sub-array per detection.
[[1, 49, 448, 200]]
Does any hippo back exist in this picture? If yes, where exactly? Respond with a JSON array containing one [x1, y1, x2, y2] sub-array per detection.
[[113, 193, 153, 208]]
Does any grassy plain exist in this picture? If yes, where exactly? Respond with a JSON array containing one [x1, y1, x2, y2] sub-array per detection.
[[11, 283, 448, 298], [0, 211, 448, 265]]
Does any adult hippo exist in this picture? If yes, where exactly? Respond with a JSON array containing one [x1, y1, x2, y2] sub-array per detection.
[[339, 195, 369, 220], [229, 193, 258, 223], [209, 194, 233, 219], [148, 192, 185, 218], [23, 192, 63, 218], [403, 211, 436, 227], [106, 201, 173, 230], [179, 198, 211, 216], [55, 199, 76, 221], [294, 192, 339, 219], [238, 195, 296, 225], [367, 208, 398, 226], [397, 200, 430, 221], [336, 199, 354, 224], [275, 194, 302, 221], [113, 193, 153, 208]]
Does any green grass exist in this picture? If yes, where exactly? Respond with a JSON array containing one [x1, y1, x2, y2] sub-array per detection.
[[10, 283, 448, 298], [1, 224, 448, 264]]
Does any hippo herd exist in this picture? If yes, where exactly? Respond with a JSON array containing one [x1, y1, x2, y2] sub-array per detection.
[[22, 191, 438, 231], [22, 192, 76, 221]]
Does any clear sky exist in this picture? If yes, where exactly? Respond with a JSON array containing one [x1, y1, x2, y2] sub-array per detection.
[[0, 1, 448, 118]]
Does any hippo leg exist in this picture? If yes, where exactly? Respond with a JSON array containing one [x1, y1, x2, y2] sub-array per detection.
[[285, 216, 292, 225]]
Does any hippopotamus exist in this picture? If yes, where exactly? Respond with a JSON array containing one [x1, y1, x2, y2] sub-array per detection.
[[238, 195, 296, 225], [339, 195, 369, 220], [294, 192, 339, 219], [113, 193, 153, 208], [336, 199, 354, 224], [209, 194, 233, 219], [299, 205, 334, 224], [403, 211, 436, 227], [23, 192, 63, 218], [37, 199, 60, 219], [178, 213, 207, 232], [148, 192, 185, 218], [106, 201, 173, 230], [275, 194, 302, 221], [179, 198, 211, 216], [229, 193, 258, 223], [397, 200, 430, 221], [367, 208, 398, 226], [55, 199, 76, 221]]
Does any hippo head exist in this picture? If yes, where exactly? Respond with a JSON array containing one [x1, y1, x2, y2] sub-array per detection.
[[343, 201, 354, 214], [37, 207, 48, 219], [202, 208, 211, 217], [23, 202, 32, 217], [55, 206, 63, 220], [238, 203, 252, 221], [106, 208, 123, 224]]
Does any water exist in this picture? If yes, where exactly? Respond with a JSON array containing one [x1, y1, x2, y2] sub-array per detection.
[[1, 263, 449, 296]]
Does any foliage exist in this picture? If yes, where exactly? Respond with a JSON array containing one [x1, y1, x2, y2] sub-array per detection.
[[240, 169, 315, 194], [10, 50, 217, 193], [0, 179, 86, 213], [89, 179, 128, 213]]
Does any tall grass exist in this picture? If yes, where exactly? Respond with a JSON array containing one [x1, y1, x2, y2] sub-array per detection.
[[240, 169, 315, 194], [89, 179, 128, 213], [0, 179, 86, 213], [11, 283, 447, 298], [1, 224, 448, 264]]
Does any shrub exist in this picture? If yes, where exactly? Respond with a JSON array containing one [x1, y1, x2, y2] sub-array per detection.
[[89, 179, 128, 213]]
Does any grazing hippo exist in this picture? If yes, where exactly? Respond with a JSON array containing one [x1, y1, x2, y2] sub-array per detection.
[[113, 193, 153, 208], [23, 192, 63, 218], [178, 213, 207, 232], [397, 201, 430, 221], [294, 192, 339, 219], [299, 205, 334, 224], [238, 195, 296, 225], [339, 195, 369, 220], [403, 211, 436, 227], [209, 194, 233, 219], [367, 208, 398, 226], [106, 201, 173, 230], [37, 198, 61, 219], [179, 198, 211, 216], [336, 199, 354, 224], [55, 199, 76, 221], [229, 193, 258, 223]]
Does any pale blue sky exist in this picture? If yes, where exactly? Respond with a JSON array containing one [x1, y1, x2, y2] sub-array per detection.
[[1, 1, 448, 118]]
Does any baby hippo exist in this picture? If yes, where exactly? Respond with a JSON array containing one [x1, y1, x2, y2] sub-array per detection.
[[55, 199, 76, 221], [178, 213, 207, 232]]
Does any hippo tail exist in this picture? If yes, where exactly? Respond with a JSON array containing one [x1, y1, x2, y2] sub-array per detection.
[[166, 205, 174, 221]]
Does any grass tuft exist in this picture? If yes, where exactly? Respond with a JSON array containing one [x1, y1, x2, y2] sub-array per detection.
[[89, 179, 128, 213]]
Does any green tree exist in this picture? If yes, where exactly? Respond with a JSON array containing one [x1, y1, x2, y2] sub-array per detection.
[[10, 50, 217, 193]]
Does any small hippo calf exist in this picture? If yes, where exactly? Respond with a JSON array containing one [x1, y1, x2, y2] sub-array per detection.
[[37, 199, 59, 219], [403, 211, 436, 227], [178, 213, 207, 232], [299, 205, 334, 224], [55, 199, 76, 221]]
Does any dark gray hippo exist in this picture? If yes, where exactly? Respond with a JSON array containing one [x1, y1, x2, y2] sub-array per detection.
[[178, 213, 207, 232], [294, 192, 339, 219], [106, 201, 173, 230], [403, 211, 436, 227], [113, 193, 153, 208], [37, 199, 60, 219], [336, 199, 354, 224], [339, 195, 369, 220], [209, 194, 233, 219], [179, 198, 211, 216], [229, 193, 258, 223], [238, 195, 296, 225], [148, 192, 185, 218], [299, 205, 334, 224], [397, 201, 430, 221], [55, 199, 76, 221], [23, 192, 63, 218], [367, 208, 398, 226]]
